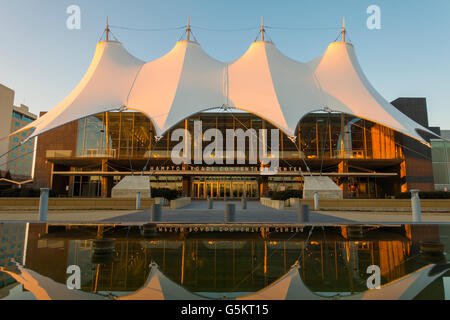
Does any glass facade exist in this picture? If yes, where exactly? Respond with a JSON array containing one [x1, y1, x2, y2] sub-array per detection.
[[74, 111, 404, 162], [299, 113, 403, 160], [46, 110, 410, 198], [76, 112, 153, 158], [431, 139, 450, 189]]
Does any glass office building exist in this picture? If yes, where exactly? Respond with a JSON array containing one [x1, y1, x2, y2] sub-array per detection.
[[431, 130, 450, 191]]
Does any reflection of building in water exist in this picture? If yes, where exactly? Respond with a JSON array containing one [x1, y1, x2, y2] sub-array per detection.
[[24, 224, 69, 284], [18, 225, 444, 296], [0, 224, 26, 293]]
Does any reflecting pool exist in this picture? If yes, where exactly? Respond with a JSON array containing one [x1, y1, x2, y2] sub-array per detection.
[[1, 223, 450, 300]]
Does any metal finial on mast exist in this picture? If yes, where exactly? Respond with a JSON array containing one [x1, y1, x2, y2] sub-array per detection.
[[261, 16, 265, 42], [342, 17, 346, 43], [187, 16, 191, 41], [105, 16, 110, 41]]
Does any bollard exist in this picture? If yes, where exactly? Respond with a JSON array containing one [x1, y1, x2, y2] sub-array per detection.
[[151, 203, 162, 222], [298, 204, 310, 223], [241, 197, 247, 210], [411, 189, 422, 222], [313, 192, 319, 211], [39, 188, 49, 222], [225, 203, 236, 223], [136, 192, 141, 210], [208, 197, 213, 210]]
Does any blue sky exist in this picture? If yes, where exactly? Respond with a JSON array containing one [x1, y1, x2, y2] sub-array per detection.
[[0, 0, 449, 128]]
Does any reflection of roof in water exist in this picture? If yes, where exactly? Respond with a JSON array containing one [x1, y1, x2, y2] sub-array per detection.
[[1, 260, 448, 300], [238, 262, 448, 300], [116, 262, 206, 300]]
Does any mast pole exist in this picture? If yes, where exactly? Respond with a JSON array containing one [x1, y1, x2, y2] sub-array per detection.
[[261, 16, 264, 42], [342, 17, 346, 43], [187, 16, 191, 41], [106, 16, 110, 42]]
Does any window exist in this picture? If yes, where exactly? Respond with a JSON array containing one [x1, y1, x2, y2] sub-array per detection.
[[433, 163, 449, 185], [431, 141, 446, 162], [13, 137, 18, 143], [14, 121, 20, 127], [13, 112, 22, 120]]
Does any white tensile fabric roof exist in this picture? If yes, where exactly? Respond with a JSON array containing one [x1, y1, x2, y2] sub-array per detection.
[[11, 35, 436, 145]]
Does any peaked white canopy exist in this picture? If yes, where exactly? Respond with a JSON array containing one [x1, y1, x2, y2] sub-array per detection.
[[17, 40, 144, 139], [11, 33, 437, 146], [127, 40, 227, 134]]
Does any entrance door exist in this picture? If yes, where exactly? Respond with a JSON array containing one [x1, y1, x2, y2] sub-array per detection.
[[232, 183, 245, 198], [219, 182, 231, 198], [193, 180, 258, 199], [192, 182, 206, 199]]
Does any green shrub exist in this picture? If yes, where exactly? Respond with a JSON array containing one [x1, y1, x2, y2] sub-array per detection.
[[395, 191, 450, 199], [271, 190, 302, 201]]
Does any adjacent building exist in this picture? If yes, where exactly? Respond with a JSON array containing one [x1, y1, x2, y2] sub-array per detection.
[[0, 224, 26, 291], [431, 130, 450, 191], [0, 84, 37, 179]]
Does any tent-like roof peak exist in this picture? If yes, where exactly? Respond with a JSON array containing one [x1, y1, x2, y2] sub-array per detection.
[[8, 20, 438, 146], [176, 39, 200, 45]]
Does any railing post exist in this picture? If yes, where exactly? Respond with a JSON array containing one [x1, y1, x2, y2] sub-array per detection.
[[207, 196, 213, 209], [225, 203, 236, 223], [411, 189, 422, 222], [151, 203, 162, 222], [299, 204, 310, 223], [136, 192, 141, 210], [39, 188, 49, 222], [313, 192, 319, 211], [241, 197, 247, 210]]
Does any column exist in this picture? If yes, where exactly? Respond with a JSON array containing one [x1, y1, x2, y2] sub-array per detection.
[[101, 159, 109, 198]]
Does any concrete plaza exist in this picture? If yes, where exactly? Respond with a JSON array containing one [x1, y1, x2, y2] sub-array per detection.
[[0, 200, 449, 224]]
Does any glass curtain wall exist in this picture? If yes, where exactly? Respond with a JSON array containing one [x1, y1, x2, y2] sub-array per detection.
[[75, 111, 404, 162], [76, 112, 153, 158]]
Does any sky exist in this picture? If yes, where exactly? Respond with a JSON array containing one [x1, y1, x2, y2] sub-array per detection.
[[0, 0, 449, 128]]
